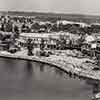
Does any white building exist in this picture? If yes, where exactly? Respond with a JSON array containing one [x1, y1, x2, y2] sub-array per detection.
[[18, 33, 60, 48]]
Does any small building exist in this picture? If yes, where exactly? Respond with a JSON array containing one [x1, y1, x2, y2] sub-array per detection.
[[85, 35, 96, 43], [84, 34, 97, 51]]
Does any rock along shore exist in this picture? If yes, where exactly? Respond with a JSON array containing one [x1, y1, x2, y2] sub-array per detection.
[[0, 50, 99, 82]]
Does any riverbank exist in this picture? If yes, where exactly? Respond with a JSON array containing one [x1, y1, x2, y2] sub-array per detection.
[[0, 49, 99, 81]]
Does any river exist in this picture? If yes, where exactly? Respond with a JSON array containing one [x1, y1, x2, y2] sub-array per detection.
[[0, 57, 93, 100]]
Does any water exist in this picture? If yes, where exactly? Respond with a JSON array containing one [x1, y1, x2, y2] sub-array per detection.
[[0, 57, 93, 100]]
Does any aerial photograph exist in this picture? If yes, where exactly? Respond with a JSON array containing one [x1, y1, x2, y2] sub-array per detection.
[[0, 0, 100, 100]]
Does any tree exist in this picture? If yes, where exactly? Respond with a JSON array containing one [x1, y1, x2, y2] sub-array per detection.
[[40, 38, 45, 51], [27, 38, 34, 56], [51, 23, 58, 32], [5, 21, 13, 32], [31, 23, 40, 32]]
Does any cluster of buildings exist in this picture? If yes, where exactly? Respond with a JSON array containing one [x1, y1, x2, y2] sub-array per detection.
[[0, 15, 99, 57], [0, 15, 92, 34]]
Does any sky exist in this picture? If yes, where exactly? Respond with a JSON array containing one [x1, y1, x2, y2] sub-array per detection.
[[0, 0, 100, 15]]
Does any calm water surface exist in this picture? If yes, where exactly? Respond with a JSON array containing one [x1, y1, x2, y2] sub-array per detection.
[[0, 57, 93, 100]]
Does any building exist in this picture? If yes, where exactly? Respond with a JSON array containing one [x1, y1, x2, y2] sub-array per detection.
[[18, 33, 60, 49]]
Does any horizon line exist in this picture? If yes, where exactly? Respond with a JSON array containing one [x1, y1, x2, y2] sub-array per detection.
[[0, 10, 100, 17]]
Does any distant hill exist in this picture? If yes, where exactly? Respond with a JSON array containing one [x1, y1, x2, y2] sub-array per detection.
[[0, 11, 100, 24]]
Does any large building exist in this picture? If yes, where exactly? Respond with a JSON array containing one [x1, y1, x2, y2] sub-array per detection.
[[18, 33, 62, 49]]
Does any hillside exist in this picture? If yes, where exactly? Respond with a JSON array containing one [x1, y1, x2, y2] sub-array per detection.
[[0, 11, 100, 24]]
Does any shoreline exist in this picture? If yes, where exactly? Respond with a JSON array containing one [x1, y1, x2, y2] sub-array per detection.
[[0, 51, 100, 82]]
